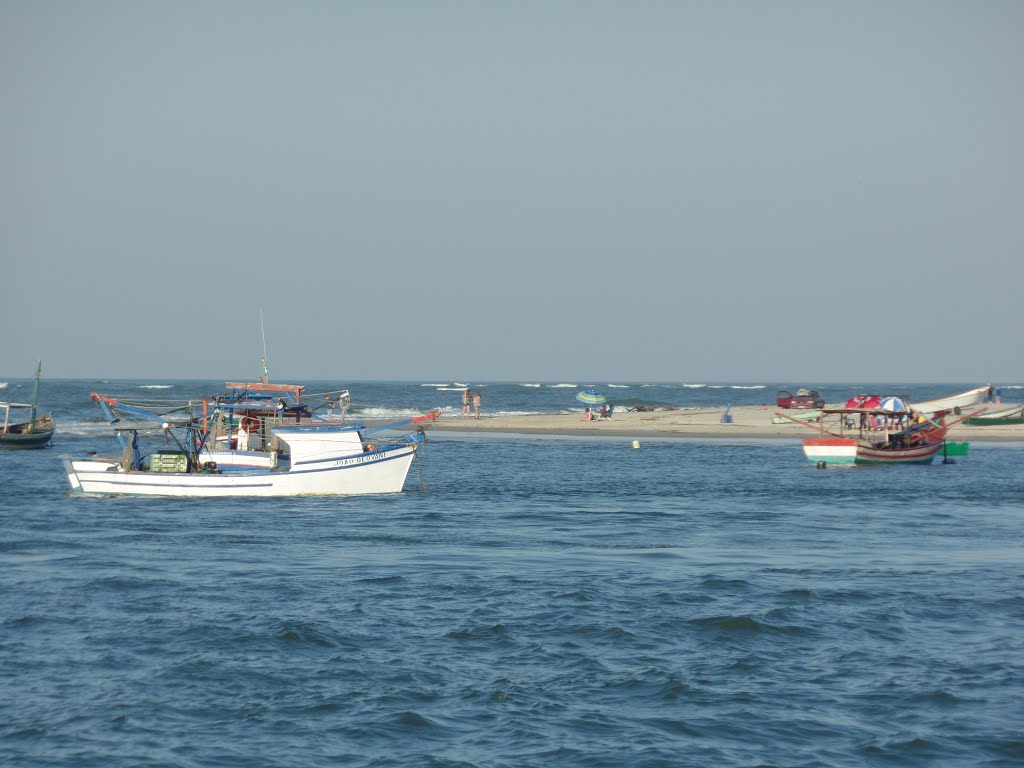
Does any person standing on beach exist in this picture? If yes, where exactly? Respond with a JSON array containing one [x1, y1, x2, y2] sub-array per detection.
[[462, 387, 471, 417], [474, 391, 482, 419]]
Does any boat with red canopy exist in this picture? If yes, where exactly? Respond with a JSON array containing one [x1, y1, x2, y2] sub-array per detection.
[[777, 396, 984, 467]]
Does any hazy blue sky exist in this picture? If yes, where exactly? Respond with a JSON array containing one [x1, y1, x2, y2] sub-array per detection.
[[2, 1, 1021, 383]]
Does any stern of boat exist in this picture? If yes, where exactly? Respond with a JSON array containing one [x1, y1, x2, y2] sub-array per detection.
[[802, 437, 858, 466]]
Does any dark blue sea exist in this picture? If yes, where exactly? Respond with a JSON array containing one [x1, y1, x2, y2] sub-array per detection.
[[2, 379, 1023, 767]]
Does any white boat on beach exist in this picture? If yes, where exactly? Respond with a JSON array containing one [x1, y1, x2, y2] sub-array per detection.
[[64, 389, 437, 497], [909, 385, 990, 415]]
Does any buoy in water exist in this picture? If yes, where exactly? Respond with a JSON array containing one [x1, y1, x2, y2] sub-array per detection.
[[816, 460, 827, 469], [632, 440, 640, 449]]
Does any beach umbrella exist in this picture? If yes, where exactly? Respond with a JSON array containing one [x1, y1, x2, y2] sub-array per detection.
[[846, 394, 881, 409], [576, 389, 606, 406], [878, 396, 908, 412]]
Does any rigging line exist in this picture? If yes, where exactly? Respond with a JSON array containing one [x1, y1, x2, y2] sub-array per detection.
[[301, 389, 351, 399], [413, 447, 428, 494]]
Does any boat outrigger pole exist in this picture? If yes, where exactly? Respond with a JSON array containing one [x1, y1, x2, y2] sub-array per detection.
[[259, 307, 269, 384], [90, 393, 209, 471]]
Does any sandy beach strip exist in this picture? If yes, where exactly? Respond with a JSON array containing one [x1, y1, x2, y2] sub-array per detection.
[[429, 405, 1024, 442]]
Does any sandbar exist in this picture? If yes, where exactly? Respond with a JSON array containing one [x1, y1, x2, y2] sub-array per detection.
[[429, 405, 1024, 442]]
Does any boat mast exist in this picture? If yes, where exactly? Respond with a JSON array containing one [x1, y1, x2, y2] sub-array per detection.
[[30, 360, 41, 432], [259, 308, 269, 384]]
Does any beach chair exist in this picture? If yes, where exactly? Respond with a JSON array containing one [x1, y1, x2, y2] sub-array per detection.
[[600, 404, 614, 419]]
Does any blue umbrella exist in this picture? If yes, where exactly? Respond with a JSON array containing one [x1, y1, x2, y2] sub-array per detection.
[[879, 396, 907, 412], [576, 389, 606, 406]]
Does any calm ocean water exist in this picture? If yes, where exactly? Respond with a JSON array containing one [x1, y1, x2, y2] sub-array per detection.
[[2, 379, 1023, 767]]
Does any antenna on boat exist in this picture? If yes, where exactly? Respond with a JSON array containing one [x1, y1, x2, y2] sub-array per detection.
[[259, 308, 269, 384]]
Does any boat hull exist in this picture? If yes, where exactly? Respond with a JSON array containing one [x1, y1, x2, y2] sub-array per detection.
[[802, 438, 858, 465], [0, 414, 55, 450], [0, 430, 54, 449], [853, 441, 943, 464], [64, 444, 417, 497], [964, 406, 1024, 426], [909, 386, 989, 414], [803, 437, 943, 466]]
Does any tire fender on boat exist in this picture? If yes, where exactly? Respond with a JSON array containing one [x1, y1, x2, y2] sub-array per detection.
[[240, 416, 259, 433]]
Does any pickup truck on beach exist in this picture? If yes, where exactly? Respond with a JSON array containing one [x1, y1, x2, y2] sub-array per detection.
[[777, 388, 825, 409]]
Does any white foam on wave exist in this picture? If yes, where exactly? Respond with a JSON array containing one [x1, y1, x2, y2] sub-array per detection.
[[139, 384, 174, 389], [549, 384, 577, 388], [436, 387, 466, 392], [682, 384, 705, 388], [55, 418, 154, 438], [731, 385, 766, 390], [421, 383, 449, 387], [521, 383, 541, 388], [352, 406, 426, 420], [607, 384, 629, 388]]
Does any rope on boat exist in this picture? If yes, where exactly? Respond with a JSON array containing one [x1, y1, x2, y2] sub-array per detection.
[[413, 444, 428, 494]]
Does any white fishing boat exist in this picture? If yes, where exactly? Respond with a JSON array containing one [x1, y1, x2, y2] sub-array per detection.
[[909, 385, 990, 415], [64, 390, 437, 497]]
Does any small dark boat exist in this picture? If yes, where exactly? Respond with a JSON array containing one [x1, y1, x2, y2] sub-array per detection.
[[0, 362, 55, 450], [0, 408, 55, 449]]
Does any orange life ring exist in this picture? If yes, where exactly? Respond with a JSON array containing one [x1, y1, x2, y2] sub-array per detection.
[[240, 416, 259, 433]]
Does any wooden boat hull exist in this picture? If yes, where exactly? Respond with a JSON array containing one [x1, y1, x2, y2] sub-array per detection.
[[802, 438, 858, 465], [803, 436, 943, 466], [854, 440, 943, 464], [964, 406, 1024, 426], [0, 413, 55, 450]]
